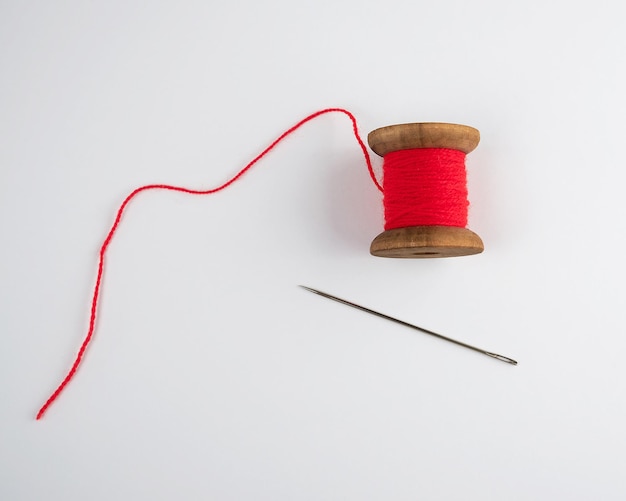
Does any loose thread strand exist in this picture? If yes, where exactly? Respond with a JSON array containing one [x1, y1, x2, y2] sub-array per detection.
[[36, 108, 380, 420]]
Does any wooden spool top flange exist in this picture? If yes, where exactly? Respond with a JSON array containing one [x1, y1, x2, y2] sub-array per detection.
[[368, 122, 484, 259], [368, 122, 480, 157]]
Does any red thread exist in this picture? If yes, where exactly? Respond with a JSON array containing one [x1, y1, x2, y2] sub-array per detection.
[[36, 108, 380, 420], [382, 148, 469, 230]]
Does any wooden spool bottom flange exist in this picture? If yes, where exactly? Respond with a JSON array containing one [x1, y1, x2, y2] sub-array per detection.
[[370, 226, 484, 258], [367, 122, 484, 259]]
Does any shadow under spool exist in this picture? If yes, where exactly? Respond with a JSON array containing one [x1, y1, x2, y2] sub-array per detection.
[[368, 122, 484, 258]]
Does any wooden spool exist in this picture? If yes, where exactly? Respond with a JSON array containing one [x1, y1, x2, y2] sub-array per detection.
[[368, 122, 484, 258]]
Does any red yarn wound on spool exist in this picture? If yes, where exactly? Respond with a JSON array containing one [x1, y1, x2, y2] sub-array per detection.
[[382, 148, 468, 230]]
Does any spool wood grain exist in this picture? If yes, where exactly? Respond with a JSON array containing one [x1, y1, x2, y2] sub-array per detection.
[[368, 122, 484, 258], [370, 226, 484, 258], [368, 122, 480, 156]]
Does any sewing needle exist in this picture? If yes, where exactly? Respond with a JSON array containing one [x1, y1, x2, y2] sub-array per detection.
[[300, 285, 517, 365]]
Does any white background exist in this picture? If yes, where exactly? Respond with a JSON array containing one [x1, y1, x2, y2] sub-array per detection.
[[2, 1, 625, 499]]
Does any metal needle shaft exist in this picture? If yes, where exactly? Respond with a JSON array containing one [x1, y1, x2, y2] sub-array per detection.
[[300, 285, 517, 366]]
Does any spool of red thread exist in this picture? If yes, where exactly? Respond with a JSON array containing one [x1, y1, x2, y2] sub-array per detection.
[[368, 122, 484, 258]]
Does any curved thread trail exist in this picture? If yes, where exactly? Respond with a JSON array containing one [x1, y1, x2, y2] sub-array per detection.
[[36, 108, 380, 419]]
